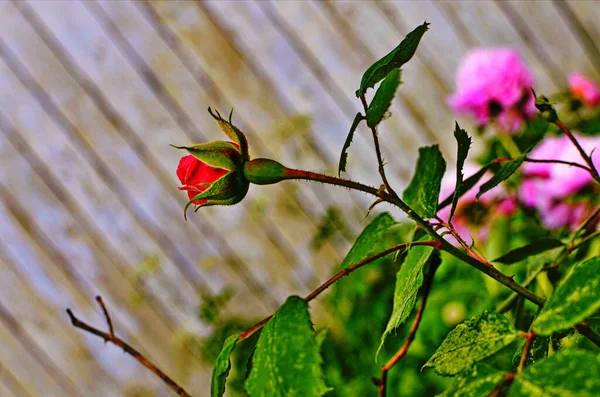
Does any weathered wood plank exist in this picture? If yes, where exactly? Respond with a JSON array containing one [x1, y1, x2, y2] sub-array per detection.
[[316, 0, 457, 159], [3, 0, 282, 313], [498, 0, 600, 80], [0, 246, 123, 395], [436, 0, 560, 93], [198, 1, 379, 181], [0, 319, 66, 397], [89, 0, 332, 291], [255, 0, 430, 181], [554, 1, 600, 73], [0, 110, 209, 393]]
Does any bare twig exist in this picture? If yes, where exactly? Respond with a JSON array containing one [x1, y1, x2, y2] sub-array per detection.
[[488, 373, 516, 397], [375, 260, 439, 397], [67, 297, 191, 397], [574, 322, 600, 348], [523, 157, 593, 173], [554, 119, 600, 183], [238, 240, 442, 342], [95, 296, 114, 339], [518, 331, 536, 373]]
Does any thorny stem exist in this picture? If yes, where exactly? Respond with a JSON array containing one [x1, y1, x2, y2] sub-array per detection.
[[437, 217, 493, 266], [554, 119, 600, 183], [488, 374, 516, 397], [574, 323, 600, 348], [282, 168, 546, 307], [359, 93, 401, 200], [518, 331, 536, 373], [67, 297, 191, 397], [238, 240, 441, 342], [522, 157, 593, 173], [375, 260, 439, 397]]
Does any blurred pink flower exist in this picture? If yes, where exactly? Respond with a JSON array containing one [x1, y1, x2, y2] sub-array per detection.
[[520, 134, 600, 229], [569, 73, 600, 107], [449, 48, 537, 133], [438, 164, 517, 243]]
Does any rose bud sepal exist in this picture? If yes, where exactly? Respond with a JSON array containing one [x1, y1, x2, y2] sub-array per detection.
[[208, 108, 249, 161], [183, 171, 249, 216]]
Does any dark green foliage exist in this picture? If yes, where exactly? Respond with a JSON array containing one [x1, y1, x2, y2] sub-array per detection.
[[378, 243, 437, 358], [533, 257, 600, 335], [356, 22, 429, 97], [245, 297, 330, 397], [477, 156, 525, 199], [449, 123, 472, 223], [403, 145, 446, 217], [340, 212, 397, 269], [211, 333, 241, 397], [338, 113, 364, 175], [510, 349, 600, 396], [366, 69, 402, 128], [424, 311, 519, 376], [438, 164, 491, 209], [437, 364, 506, 397], [493, 239, 565, 265]]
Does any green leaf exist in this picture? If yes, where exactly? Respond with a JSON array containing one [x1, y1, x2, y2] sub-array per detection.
[[366, 69, 402, 128], [437, 364, 507, 397], [493, 239, 565, 265], [245, 296, 330, 397], [510, 349, 600, 397], [377, 243, 436, 359], [477, 156, 525, 199], [211, 333, 241, 397], [532, 256, 600, 335], [403, 145, 446, 218], [340, 212, 397, 269], [449, 123, 472, 223], [477, 138, 542, 199], [438, 164, 491, 209], [356, 22, 429, 97], [338, 113, 364, 175], [424, 311, 518, 376]]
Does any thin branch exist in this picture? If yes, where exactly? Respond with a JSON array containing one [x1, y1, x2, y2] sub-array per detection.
[[375, 259, 439, 397], [523, 157, 593, 173], [554, 119, 600, 183], [488, 373, 516, 397], [67, 297, 191, 397], [574, 322, 600, 348], [238, 240, 442, 342], [95, 296, 114, 339], [282, 168, 546, 307], [518, 331, 536, 373], [359, 93, 401, 200]]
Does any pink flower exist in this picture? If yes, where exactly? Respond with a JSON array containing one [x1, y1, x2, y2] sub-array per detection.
[[520, 134, 600, 230], [438, 164, 517, 243], [569, 73, 600, 107], [449, 48, 537, 133]]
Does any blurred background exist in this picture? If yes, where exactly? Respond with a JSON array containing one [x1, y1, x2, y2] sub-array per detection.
[[0, 1, 599, 396]]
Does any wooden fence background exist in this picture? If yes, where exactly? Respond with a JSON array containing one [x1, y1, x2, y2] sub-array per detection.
[[1, 1, 599, 396]]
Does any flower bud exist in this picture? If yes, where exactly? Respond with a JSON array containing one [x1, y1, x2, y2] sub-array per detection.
[[173, 109, 251, 218]]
